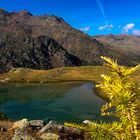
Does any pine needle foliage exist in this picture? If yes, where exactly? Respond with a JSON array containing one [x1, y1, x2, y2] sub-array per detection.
[[97, 56, 140, 140], [65, 56, 140, 140]]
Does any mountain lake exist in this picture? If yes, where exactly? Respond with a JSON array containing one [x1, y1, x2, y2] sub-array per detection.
[[0, 82, 113, 123]]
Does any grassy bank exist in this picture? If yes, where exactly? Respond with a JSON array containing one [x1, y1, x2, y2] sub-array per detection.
[[0, 66, 111, 84], [1, 65, 140, 83]]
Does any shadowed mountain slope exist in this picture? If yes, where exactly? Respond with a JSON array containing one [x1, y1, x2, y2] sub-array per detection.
[[0, 9, 139, 72]]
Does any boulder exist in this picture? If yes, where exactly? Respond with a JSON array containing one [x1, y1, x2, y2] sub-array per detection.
[[40, 132, 59, 140], [29, 120, 44, 128], [37, 121, 84, 139]]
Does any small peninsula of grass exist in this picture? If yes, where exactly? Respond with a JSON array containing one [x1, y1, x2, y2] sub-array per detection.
[[0, 65, 140, 84], [0, 66, 111, 84]]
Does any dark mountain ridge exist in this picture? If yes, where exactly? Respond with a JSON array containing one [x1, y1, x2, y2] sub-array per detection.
[[0, 9, 139, 72]]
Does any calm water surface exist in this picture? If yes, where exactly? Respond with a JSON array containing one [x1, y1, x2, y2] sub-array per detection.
[[0, 82, 109, 123]]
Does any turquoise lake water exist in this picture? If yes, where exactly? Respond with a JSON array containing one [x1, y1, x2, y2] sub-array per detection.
[[0, 82, 110, 123]]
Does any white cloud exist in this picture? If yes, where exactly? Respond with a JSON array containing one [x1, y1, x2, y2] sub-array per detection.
[[132, 29, 140, 36], [98, 24, 114, 31], [122, 23, 135, 33], [80, 26, 90, 32]]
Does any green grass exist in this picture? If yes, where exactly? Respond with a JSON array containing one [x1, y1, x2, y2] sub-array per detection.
[[0, 66, 111, 84], [1, 66, 139, 83]]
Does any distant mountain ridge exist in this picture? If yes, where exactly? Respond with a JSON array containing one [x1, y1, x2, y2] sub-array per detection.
[[94, 34, 140, 65], [0, 9, 140, 72], [94, 34, 140, 52]]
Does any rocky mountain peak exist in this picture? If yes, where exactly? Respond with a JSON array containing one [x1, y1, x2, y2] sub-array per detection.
[[19, 10, 33, 16]]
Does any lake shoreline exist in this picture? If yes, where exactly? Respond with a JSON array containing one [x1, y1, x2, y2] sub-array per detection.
[[0, 66, 110, 84], [0, 82, 107, 122]]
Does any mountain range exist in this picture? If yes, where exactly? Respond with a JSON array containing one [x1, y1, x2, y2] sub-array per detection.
[[0, 9, 140, 73]]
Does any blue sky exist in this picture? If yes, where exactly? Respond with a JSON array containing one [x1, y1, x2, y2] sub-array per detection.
[[0, 0, 140, 35]]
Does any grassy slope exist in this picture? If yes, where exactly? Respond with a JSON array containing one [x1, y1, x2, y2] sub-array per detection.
[[0, 65, 140, 84], [0, 66, 111, 84]]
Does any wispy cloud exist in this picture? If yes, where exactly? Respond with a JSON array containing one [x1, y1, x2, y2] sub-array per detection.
[[98, 24, 114, 31], [132, 29, 140, 36], [80, 26, 90, 32], [96, 0, 107, 24], [122, 23, 135, 33]]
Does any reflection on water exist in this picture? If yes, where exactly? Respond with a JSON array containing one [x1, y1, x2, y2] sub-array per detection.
[[0, 82, 109, 123]]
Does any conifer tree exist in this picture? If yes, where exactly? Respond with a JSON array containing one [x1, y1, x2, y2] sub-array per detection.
[[65, 56, 140, 140]]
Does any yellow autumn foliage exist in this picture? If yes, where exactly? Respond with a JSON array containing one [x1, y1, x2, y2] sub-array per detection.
[[65, 56, 140, 140]]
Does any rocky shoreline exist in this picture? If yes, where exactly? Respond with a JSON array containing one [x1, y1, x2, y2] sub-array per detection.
[[0, 117, 90, 140]]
